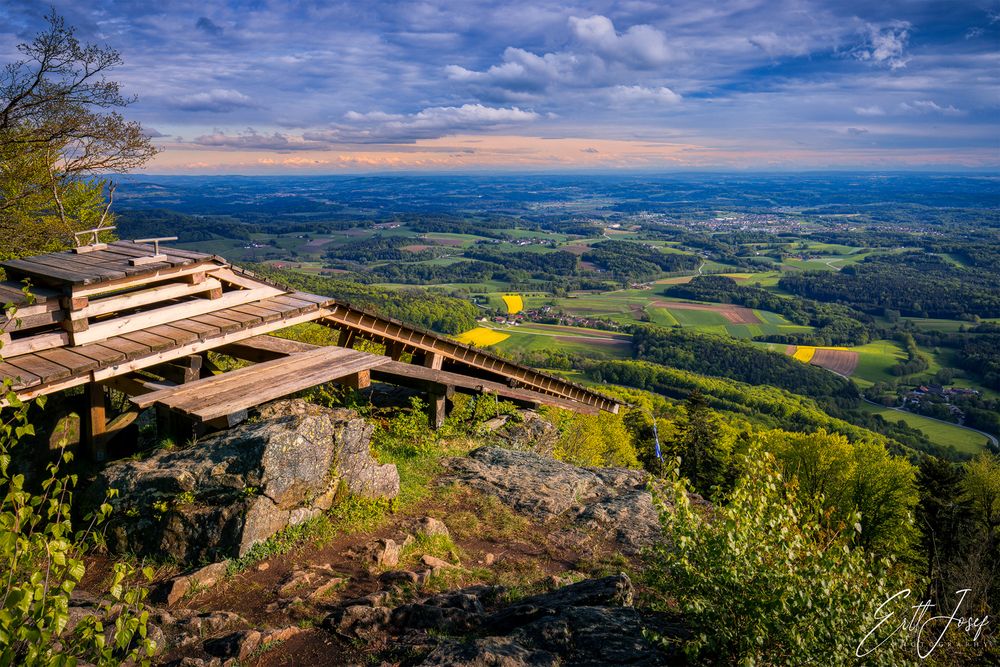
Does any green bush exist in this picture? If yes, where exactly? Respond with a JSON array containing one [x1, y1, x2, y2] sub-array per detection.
[[1, 386, 154, 665], [646, 444, 912, 665]]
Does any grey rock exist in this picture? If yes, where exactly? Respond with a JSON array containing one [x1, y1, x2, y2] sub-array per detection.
[[446, 447, 662, 554], [85, 400, 398, 563], [415, 575, 679, 666], [485, 411, 558, 457], [416, 516, 450, 538], [323, 605, 392, 640], [421, 637, 558, 666]]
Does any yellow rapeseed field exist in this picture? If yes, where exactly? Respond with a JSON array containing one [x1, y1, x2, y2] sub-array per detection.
[[502, 294, 524, 314], [791, 345, 850, 362], [455, 327, 510, 346]]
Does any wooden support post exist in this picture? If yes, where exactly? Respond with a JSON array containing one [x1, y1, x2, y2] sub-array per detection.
[[156, 405, 199, 445], [155, 355, 203, 384], [337, 328, 356, 349], [387, 341, 405, 361], [342, 369, 371, 390], [428, 390, 447, 430], [85, 382, 107, 461], [422, 351, 443, 370]]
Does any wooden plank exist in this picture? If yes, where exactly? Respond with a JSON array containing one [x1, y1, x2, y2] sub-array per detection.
[[188, 313, 247, 335], [166, 318, 222, 340], [120, 330, 176, 353], [211, 267, 271, 290], [269, 294, 320, 312], [84, 277, 223, 318], [89, 306, 335, 385], [70, 261, 224, 298], [96, 336, 153, 359], [10, 253, 129, 283], [227, 303, 285, 324], [372, 360, 601, 415], [2, 257, 94, 285], [35, 347, 99, 373], [5, 354, 73, 384], [1, 308, 64, 332], [0, 361, 41, 389], [217, 335, 317, 362], [172, 355, 382, 421], [166, 352, 388, 421], [70, 285, 286, 345], [71, 342, 128, 366], [145, 324, 201, 347], [134, 345, 360, 408]]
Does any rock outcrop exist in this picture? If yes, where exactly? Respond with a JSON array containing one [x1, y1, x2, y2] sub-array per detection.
[[86, 400, 398, 563], [321, 574, 683, 666], [445, 446, 664, 554]]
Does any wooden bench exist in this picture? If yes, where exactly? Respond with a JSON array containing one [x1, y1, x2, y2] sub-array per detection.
[[132, 346, 389, 423]]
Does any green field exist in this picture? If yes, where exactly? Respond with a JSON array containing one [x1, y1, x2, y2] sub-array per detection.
[[850, 340, 908, 386], [491, 324, 632, 360], [859, 402, 991, 455]]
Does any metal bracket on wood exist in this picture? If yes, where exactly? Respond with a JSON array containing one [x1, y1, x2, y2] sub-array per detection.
[[130, 236, 178, 266], [72, 226, 117, 253]]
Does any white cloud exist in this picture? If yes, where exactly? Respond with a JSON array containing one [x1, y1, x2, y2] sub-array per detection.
[[748, 32, 810, 57], [304, 104, 540, 143], [854, 105, 886, 116], [191, 128, 324, 150], [171, 88, 256, 112], [568, 15, 674, 68], [856, 22, 911, 70], [899, 100, 963, 115], [611, 85, 682, 105]]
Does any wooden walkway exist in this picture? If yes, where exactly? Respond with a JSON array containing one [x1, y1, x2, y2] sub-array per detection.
[[0, 239, 622, 458]]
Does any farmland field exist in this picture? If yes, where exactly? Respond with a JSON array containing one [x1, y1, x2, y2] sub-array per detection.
[[454, 327, 510, 346], [502, 294, 524, 314], [858, 402, 990, 455]]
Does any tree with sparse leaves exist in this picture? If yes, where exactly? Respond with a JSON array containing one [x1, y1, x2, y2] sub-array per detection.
[[0, 10, 156, 259]]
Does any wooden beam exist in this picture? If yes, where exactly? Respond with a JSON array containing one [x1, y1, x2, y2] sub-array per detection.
[[341, 369, 371, 389], [82, 277, 223, 318], [428, 390, 447, 430], [422, 351, 443, 370], [71, 285, 286, 346], [152, 355, 203, 384], [71, 261, 223, 298], [85, 382, 107, 461]]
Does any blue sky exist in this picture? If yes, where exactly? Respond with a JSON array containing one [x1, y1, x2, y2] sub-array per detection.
[[2, 1, 998, 172]]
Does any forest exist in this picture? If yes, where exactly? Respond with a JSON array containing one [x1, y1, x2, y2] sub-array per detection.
[[779, 252, 1000, 319]]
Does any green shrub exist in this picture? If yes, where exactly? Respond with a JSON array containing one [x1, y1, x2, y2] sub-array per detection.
[[646, 445, 912, 665], [1, 386, 154, 665]]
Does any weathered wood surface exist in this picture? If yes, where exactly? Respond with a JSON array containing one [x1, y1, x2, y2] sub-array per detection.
[[0, 241, 215, 287], [132, 346, 390, 420], [222, 335, 603, 415]]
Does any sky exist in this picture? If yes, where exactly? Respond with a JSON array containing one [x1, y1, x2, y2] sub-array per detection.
[[2, 1, 998, 173]]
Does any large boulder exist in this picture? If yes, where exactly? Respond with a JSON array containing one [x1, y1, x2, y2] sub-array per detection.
[[86, 400, 398, 563], [445, 447, 665, 554]]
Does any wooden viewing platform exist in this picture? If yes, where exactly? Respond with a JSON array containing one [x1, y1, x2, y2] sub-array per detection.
[[0, 240, 622, 459]]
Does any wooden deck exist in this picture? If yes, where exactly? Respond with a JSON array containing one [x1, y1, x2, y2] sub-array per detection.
[[0, 239, 623, 458], [132, 346, 389, 422]]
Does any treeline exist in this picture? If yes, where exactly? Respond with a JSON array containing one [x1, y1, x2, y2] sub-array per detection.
[[591, 358, 966, 459], [463, 248, 578, 275], [116, 208, 367, 242], [249, 266, 478, 334], [581, 240, 700, 281], [629, 324, 856, 401], [890, 332, 931, 377], [325, 235, 433, 265], [780, 252, 1000, 319], [666, 275, 875, 346]]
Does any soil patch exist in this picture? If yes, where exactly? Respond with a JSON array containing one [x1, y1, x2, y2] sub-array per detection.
[[651, 300, 761, 324], [810, 349, 859, 375]]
